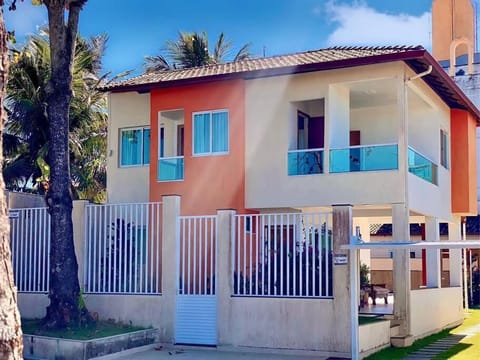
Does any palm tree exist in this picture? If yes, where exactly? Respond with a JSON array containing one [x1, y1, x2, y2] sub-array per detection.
[[3, 29, 107, 202], [144, 31, 252, 72]]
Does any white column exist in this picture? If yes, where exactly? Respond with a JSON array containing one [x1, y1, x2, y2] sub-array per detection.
[[73, 200, 89, 287], [161, 195, 181, 343], [216, 209, 235, 346], [332, 205, 355, 357], [326, 84, 350, 173], [353, 217, 371, 269], [448, 217, 462, 287], [392, 203, 411, 336], [425, 216, 441, 288]]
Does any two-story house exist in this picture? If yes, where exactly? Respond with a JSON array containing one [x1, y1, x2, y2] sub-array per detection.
[[100, 46, 479, 355]]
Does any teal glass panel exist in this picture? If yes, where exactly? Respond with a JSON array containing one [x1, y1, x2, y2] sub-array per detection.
[[143, 128, 150, 165], [408, 148, 438, 185], [158, 157, 184, 181], [329, 144, 398, 173], [288, 149, 323, 175], [212, 112, 228, 153], [120, 129, 142, 166]]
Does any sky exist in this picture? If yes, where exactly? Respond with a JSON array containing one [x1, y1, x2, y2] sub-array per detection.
[[3, 0, 441, 76]]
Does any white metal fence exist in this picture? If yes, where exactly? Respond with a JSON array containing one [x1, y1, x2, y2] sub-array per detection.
[[84, 202, 162, 294], [233, 212, 333, 298], [178, 215, 217, 295], [9, 207, 50, 293]]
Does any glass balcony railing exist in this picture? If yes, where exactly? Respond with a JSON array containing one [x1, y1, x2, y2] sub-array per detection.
[[288, 148, 324, 175], [408, 147, 438, 185], [329, 144, 398, 173], [158, 156, 184, 181]]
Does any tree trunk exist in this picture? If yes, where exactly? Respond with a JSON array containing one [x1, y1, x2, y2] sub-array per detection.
[[43, 0, 88, 328], [0, 5, 24, 359]]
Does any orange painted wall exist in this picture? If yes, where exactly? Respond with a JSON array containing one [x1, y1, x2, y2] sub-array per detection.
[[149, 80, 247, 215], [432, 0, 475, 61], [450, 109, 478, 215]]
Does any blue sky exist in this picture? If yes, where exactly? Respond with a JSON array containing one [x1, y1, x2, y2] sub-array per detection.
[[4, 1, 439, 76]]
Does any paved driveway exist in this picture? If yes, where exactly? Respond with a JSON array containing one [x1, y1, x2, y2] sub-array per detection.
[[97, 344, 331, 360]]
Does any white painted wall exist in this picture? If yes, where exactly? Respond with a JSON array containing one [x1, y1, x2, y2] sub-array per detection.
[[350, 105, 397, 145], [106, 92, 150, 203], [359, 320, 391, 357], [410, 287, 463, 338], [226, 298, 347, 352], [245, 63, 406, 209]]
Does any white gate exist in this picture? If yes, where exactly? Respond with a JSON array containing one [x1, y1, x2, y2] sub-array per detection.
[[9, 207, 51, 293], [175, 215, 217, 345]]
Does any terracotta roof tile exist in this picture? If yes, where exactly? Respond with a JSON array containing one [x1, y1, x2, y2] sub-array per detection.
[[100, 46, 425, 91]]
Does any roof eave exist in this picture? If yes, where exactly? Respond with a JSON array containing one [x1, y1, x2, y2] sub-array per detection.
[[102, 49, 428, 93], [421, 51, 480, 123]]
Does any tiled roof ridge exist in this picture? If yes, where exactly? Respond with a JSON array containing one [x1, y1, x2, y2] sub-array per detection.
[[102, 45, 426, 89], [324, 45, 424, 51]]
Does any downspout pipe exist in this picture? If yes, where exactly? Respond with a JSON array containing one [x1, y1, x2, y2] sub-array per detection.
[[408, 65, 433, 82]]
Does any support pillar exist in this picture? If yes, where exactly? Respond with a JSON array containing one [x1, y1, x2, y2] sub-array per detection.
[[216, 209, 235, 345], [392, 203, 411, 337], [425, 216, 441, 288], [353, 217, 371, 269], [448, 217, 462, 287], [73, 200, 89, 287], [161, 195, 181, 343], [332, 205, 355, 357]]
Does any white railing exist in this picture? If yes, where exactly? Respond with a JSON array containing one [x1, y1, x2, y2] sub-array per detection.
[[84, 202, 162, 294], [233, 212, 333, 298], [178, 215, 217, 295], [9, 207, 50, 293]]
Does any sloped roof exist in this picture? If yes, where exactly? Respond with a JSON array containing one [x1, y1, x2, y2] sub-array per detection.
[[100, 45, 480, 120]]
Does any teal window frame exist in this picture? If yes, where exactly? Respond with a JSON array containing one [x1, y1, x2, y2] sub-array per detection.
[[119, 126, 150, 167], [192, 110, 229, 156]]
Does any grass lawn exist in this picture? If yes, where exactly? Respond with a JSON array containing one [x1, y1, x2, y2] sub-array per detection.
[[434, 307, 480, 359], [22, 318, 147, 340], [365, 308, 480, 360]]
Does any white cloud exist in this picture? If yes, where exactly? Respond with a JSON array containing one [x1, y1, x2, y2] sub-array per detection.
[[4, 3, 48, 39], [323, 1, 431, 48]]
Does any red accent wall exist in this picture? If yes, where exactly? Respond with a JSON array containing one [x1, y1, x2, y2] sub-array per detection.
[[451, 109, 478, 215], [149, 80, 247, 215]]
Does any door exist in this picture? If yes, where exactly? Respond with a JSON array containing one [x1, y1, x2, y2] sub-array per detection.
[[175, 215, 217, 345], [349, 130, 361, 171]]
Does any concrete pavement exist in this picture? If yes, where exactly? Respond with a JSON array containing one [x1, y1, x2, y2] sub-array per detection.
[[96, 344, 332, 360]]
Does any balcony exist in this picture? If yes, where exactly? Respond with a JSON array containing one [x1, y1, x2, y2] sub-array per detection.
[[329, 144, 398, 173], [287, 149, 324, 176], [408, 147, 438, 185], [158, 156, 184, 181]]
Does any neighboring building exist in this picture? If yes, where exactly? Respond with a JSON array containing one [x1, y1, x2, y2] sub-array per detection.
[[101, 45, 479, 352]]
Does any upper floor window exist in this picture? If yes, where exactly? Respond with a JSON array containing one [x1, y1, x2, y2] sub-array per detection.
[[120, 127, 150, 167], [440, 129, 448, 169], [193, 110, 229, 155]]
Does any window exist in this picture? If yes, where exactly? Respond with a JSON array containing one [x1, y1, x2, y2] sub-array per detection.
[[193, 111, 229, 155], [440, 130, 448, 168], [120, 127, 150, 167]]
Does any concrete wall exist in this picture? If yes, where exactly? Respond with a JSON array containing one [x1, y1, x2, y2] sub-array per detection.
[[359, 320, 391, 357], [6, 191, 45, 209], [410, 287, 463, 338], [106, 92, 150, 203], [225, 298, 342, 351]]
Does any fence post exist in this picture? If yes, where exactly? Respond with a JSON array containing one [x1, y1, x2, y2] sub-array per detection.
[[332, 204, 354, 356], [73, 200, 89, 288], [216, 209, 235, 345], [161, 195, 181, 343]]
